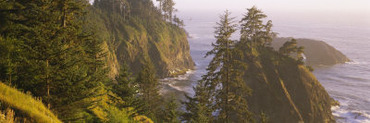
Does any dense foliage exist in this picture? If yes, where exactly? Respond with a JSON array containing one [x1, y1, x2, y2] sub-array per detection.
[[0, 0, 182, 122], [183, 7, 313, 123], [0, 0, 330, 122]]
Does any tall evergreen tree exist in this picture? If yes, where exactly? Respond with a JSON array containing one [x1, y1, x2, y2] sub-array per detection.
[[184, 10, 253, 123], [0, 0, 106, 121], [93, 0, 130, 20], [136, 60, 162, 121], [237, 6, 277, 65], [161, 96, 180, 123], [210, 10, 252, 123], [162, 0, 176, 22], [183, 80, 213, 123], [156, 0, 163, 13], [0, 37, 22, 85], [240, 6, 275, 47], [112, 64, 136, 105], [110, 63, 147, 117]]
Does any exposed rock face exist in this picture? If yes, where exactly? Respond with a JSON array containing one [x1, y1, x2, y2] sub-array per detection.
[[244, 48, 335, 123], [272, 37, 350, 66], [115, 23, 195, 78]]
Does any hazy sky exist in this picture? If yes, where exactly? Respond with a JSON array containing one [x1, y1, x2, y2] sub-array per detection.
[[88, 0, 370, 13], [173, 0, 370, 13]]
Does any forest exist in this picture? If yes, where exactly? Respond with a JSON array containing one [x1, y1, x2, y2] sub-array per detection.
[[0, 0, 334, 123]]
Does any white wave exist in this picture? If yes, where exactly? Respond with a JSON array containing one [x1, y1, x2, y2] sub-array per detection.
[[194, 62, 199, 66], [346, 61, 369, 65], [189, 33, 200, 39], [332, 105, 370, 123], [167, 83, 193, 94], [160, 69, 197, 94], [162, 69, 195, 81]]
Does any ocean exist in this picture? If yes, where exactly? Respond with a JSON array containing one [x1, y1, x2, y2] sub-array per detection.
[[160, 10, 370, 123]]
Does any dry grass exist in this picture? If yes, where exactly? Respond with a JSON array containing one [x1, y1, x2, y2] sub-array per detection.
[[0, 82, 62, 123]]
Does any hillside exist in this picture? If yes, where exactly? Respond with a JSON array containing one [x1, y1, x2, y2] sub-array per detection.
[[244, 48, 335, 122], [183, 8, 336, 122], [0, 1, 341, 122], [86, 1, 194, 78], [272, 37, 350, 66], [0, 82, 61, 123], [0, 0, 190, 122]]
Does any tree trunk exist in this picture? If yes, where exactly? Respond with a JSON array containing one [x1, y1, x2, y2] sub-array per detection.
[[159, 1, 162, 13], [225, 40, 230, 123], [61, 1, 67, 28], [7, 57, 12, 85], [46, 59, 50, 109]]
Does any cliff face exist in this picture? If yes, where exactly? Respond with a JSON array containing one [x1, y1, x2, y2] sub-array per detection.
[[85, 6, 194, 78], [244, 49, 335, 123], [114, 19, 194, 78], [272, 37, 350, 66]]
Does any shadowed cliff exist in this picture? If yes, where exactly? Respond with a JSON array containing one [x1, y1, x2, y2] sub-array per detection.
[[244, 48, 335, 123]]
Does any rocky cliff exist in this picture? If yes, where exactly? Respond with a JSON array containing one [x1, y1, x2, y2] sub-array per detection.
[[85, 6, 194, 78], [114, 19, 194, 78], [272, 37, 350, 66], [244, 48, 335, 123]]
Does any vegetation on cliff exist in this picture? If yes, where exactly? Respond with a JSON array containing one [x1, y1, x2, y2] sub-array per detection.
[[0, 0, 188, 122], [0, 0, 337, 122], [183, 7, 335, 123], [88, 0, 194, 78], [272, 37, 350, 66]]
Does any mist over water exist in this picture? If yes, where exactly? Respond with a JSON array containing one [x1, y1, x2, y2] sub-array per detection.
[[160, 9, 370, 123]]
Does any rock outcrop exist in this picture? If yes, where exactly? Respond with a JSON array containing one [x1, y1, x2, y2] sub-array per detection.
[[244, 48, 335, 123], [114, 21, 195, 78], [272, 37, 350, 66]]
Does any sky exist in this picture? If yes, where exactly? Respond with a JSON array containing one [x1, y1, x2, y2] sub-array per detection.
[[88, 0, 370, 14], [169, 0, 370, 26], [172, 0, 370, 13], [88, 0, 370, 24]]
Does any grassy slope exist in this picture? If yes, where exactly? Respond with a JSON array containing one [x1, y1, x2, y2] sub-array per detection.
[[0, 82, 61, 123]]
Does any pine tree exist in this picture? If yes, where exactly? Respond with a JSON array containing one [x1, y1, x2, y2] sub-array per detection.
[[208, 10, 238, 122], [173, 15, 184, 27], [161, 96, 180, 123], [156, 0, 163, 13], [162, 0, 176, 22], [112, 64, 136, 104], [183, 80, 213, 123], [136, 60, 162, 121], [279, 39, 298, 55], [279, 38, 305, 62], [184, 10, 253, 123], [237, 6, 277, 69], [0, 0, 105, 121], [110, 63, 147, 117], [0, 37, 22, 85], [210, 10, 252, 123], [240, 6, 275, 48]]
